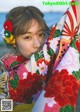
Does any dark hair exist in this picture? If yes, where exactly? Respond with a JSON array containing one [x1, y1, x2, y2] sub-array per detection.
[[6, 6, 50, 36]]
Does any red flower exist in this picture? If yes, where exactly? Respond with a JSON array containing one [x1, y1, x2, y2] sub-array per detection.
[[76, 40, 80, 52], [4, 20, 13, 32], [9, 73, 43, 103], [44, 69, 78, 107], [36, 58, 49, 67]]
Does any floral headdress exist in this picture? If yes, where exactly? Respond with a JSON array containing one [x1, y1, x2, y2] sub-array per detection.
[[2, 20, 15, 44]]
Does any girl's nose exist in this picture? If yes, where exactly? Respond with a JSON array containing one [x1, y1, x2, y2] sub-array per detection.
[[33, 37, 41, 48]]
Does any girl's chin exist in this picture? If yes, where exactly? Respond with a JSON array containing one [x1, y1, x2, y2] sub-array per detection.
[[25, 54, 32, 59]]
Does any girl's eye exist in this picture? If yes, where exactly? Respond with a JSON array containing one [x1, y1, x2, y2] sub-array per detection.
[[38, 33, 45, 38], [24, 36, 31, 39]]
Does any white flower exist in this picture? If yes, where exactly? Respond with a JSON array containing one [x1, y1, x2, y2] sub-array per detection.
[[46, 98, 56, 107], [23, 72, 28, 79], [38, 61, 48, 76], [56, 47, 80, 73]]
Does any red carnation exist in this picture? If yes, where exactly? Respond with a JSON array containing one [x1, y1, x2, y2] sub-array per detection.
[[9, 73, 43, 103], [76, 40, 80, 52], [4, 20, 13, 32], [44, 69, 78, 107]]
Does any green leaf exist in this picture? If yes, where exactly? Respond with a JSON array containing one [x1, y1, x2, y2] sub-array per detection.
[[36, 70, 40, 75], [9, 74, 19, 89], [47, 48, 54, 56], [39, 52, 44, 59], [52, 29, 61, 38], [72, 70, 80, 80], [59, 105, 74, 112], [9, 80, 18, 89], [10, 61, 20, 68], [4, 30, 11, 38], [35, 53, 39, 61], [34, 51, 44, 61], [70, 34, 79, 50], [70, 36, 77, 48], [14, 74, 19, 81]]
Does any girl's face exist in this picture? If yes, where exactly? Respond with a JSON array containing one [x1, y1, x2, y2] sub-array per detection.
[[15, 20, 46, 58]]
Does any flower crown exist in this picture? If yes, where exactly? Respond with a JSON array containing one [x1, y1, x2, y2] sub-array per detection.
[[2, 20, 15, 44]]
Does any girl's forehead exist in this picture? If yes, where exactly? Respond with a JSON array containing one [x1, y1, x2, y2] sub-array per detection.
[[26, 19, 43, 32], [29, 19, 41, 27]]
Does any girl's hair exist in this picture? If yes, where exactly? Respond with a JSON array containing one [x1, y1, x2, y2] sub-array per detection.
[[6, 6, 50, 36]]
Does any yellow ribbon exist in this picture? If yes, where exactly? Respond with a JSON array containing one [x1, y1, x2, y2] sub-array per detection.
[[4, 35, 15, 44]]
